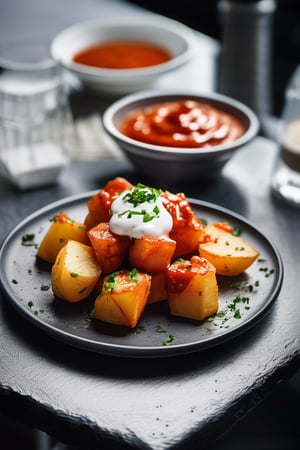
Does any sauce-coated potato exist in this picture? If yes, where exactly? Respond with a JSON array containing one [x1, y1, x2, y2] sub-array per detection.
[[93, 270, 151, 327], [129, 235, 175, 274], [166, 256, 218, 320], [88, 222, 130, 275]]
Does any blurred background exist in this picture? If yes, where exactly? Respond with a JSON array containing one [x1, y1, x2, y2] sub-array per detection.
[[130, 0, 300, 118]]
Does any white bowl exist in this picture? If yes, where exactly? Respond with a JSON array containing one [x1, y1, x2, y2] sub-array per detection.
[[50, 15, 197, 95], [102, 90, 260, 184]]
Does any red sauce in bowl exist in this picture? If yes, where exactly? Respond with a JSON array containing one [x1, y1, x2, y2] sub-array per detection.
[[119, 100, 246, 148], [72, 41, 172, 69]]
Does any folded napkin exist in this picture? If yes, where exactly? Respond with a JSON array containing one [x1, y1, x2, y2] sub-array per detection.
[[65, 114, 124, 161]]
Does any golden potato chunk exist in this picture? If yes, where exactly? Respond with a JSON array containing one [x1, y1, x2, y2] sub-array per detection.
[[51, 240, 101, 303], [93, 269, 151, 328], [147, 271, 168, 304], [37, 212, 88, 264], [129, 235, 175, 274], [166, 256, 218, 320], [161, 190, 204, 258], [199, 223, 259, 276], [88, 222, 130, 275]]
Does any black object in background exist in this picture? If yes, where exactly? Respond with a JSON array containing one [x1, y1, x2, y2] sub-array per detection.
[[129, 0, 300, 117]]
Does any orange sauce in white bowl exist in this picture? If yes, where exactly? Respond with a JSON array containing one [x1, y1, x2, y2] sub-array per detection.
[[73, 41, 172, 69], [120, 100, 246, 148]]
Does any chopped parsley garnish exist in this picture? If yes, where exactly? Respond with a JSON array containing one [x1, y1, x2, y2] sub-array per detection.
[[229, 280, 259, 292], [89, 308, 96, 318], [22, 233, 35, 243], [123, 183, 162, 207], [134, 325, 146, 334], [265, 268, 275, 277], [230, 295, 250, 308], [21, 233, 38, 248], [40, 284, 50, 291], [231, 226, 243, 236], [70, 272, 79, 278], [208, 311, 226, 322], [208, 256, 273, 328], [208, 294, 250, 327], [127, 268, 139, 283], [234, 309, 242, 319], [173, 258, 184, 264], [103, 272, 118, 292], [259, 267, 275, 277], [79, 286, 88, 294], [162, 335, 175, 346], [155, 323, 166, 333], [118, 207, 160, 223]]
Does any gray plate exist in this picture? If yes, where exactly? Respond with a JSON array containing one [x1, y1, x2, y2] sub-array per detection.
[[0, 192, 283, 358]]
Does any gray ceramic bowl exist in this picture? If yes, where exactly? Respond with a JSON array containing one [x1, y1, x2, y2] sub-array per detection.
[[102, 90, 259, 183]]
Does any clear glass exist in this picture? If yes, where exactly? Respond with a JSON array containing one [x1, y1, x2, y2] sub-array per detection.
[[271, 65, 300, 206], [0, 42, 70, 189]]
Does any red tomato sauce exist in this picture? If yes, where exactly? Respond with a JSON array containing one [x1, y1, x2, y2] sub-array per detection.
[[72, 41, 172, 69], [213, 221, 234, 233], [120, 100, 246, 148], [165, 256, 209, 294]]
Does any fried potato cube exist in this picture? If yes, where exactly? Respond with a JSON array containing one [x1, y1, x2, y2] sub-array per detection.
[[37, 212, 89, 264], [147, 271, 168, 304], [170, 215, 204, 258], [51, 240, 101, 303], [199, 223, 260, 276], [161, 191, 204, 258], [93, 269, 151, 328], [84, 177, 133, 229], [88, 222, 130, 275], [129, 235, 176, 274], [165, 256, 218, 320]]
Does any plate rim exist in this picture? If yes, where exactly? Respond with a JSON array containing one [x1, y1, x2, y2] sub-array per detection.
[[0, 192, 284, 358]]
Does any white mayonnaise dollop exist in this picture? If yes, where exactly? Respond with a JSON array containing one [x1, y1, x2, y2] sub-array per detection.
[[109, 184, 173, 239]]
